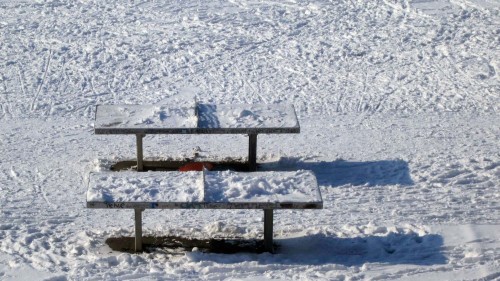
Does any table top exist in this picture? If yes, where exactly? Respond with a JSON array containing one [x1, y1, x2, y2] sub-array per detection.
[[86, 170, 322, 209], [94, 103, 300, 134]]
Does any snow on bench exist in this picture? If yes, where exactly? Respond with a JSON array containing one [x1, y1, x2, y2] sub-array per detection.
[[87, 170, 322, 252]]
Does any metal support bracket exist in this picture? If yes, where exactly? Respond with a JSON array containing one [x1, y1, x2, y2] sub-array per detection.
[[136, 134, 145, 171], [248, 134, 258, 171], [264, 209, 274, 253], [134, 208, 144, 252]]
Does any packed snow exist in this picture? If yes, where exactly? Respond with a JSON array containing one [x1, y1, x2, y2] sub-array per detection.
[[0, 0, 499, 280]]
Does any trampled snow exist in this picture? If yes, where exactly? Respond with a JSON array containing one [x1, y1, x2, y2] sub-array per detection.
[[0, 0, 499, 280]]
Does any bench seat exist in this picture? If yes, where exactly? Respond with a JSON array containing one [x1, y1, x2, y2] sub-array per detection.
[[87, 170, 322, 209], [87, 170, 322, 252]]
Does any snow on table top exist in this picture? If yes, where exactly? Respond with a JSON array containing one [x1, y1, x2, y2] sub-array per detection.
[[87, 171, 204, 203], [204, 170, 321, 204], [87, 170, 321, 208], [95, 104, 197, 131], [197, 103, 299, 130], [94, 103, 299, 134]]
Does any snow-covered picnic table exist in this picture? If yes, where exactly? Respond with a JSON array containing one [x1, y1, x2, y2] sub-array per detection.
[[90, 103, 320, 253], [94, 103, 300, 171], [87, 170, 322, 252]]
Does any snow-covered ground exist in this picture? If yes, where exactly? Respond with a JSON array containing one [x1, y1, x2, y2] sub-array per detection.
[[0, 0, 499, 280]]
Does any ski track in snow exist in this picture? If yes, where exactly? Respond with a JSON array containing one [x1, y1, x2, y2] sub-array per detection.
[[0, 0, 499, 280], [0, 0, 498, 118]]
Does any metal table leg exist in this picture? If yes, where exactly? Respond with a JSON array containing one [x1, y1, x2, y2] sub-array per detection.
[[136, 134, 145, 171], [264, 209, 274, 253], [248, 134, 257, 171], [134, 208, 143, 252]]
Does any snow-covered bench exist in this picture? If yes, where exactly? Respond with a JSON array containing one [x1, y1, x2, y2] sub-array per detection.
[[94, 103, 300, 171], [87, 170, 322, 253]]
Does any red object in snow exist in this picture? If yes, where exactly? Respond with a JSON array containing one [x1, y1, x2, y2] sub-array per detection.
[[178, 162, 214, 172]]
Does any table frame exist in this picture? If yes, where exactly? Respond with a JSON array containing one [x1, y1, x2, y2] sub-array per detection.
[[92, 104, 305, 252], [87, 170, 323, 253], [88, 203, 322, 253], [95, 104, 300, 172]]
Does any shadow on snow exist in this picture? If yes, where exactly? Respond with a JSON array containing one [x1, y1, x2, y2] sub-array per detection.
[[186, 232, 446, 266], [274, 232, 446, 266], [261, 158, 414, 187]]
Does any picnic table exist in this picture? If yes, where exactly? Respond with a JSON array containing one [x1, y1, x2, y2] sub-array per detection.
[[89, 103, 322, 253], [94, 103, 300, 171], [87, 170, 322, 252]]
